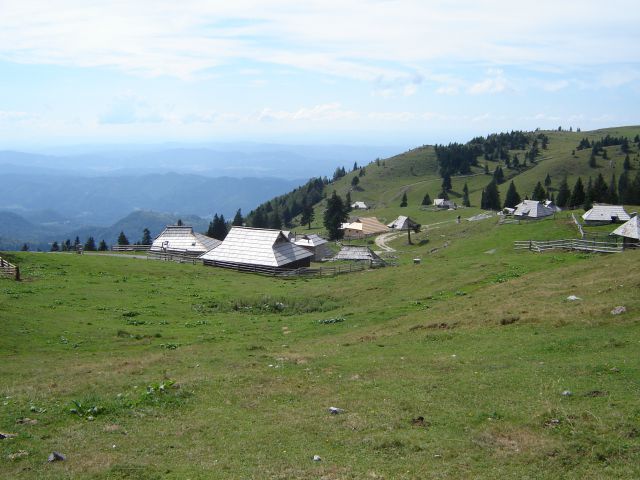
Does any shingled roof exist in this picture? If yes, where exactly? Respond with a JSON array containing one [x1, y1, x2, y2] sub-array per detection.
[[513, 200, 555, 219], [582, 204, 630, 223], [150, 225, 221, 254], [611, 216, 640, 240], [199, 227, 313, 267]]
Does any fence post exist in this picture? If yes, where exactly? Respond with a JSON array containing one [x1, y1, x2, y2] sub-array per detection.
[[15, 266, 20, 281]]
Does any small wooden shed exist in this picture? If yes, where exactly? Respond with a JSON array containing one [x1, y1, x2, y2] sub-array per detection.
[[150, 225, 221, 257], [611, 216, 640, 248]]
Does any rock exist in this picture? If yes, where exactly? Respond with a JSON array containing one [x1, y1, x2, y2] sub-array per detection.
[[47, 451, 66, 462], [8, 450, 28, 460], [313, 454, 322, 462], [0, 432, 17, 439], [611, 306, 626, 315], [561, 390, 572, 397], [566, 295, 581, 301], [16, 418, 38, 425], [328, 407, 344, 415], [411, 416, 429, 427]]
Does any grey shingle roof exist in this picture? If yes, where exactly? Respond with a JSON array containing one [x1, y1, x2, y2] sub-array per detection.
[[513, 200, 555, 219], [582, 204, 631, 223], [150, 225, 221, 254], [199, 227, 313, 267], [611, 216, 640, 239]]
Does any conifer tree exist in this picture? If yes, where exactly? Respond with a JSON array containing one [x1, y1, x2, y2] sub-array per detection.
[[569, 177, 585, 208], [323, 191, 347, 240], [583, 177, 594, 211], [462, 183, 470, 207], [493, 166, 505, 184], [503, 181, 521, 208], [117, 231, 129, 246], [400, 192, 408, 207], [531, 181, 547, 201], [592, 173, 608, 203], [481, 180, 501, 210], [607, 174, 618, 204], [618, 171, 630, 203], [589, 154, 597, 168], [51, 241, 59, 252], [623, 154, 631, 171], [84, 236, 97, 251], [351, 176, 360, 188], [441, 172, 452, 191], [300, 202, 315, 229], [141, 228, 152, 245], [98, 240, 108, 251], [544, 173, 552, 187], [421, 193, 431, 206], [21, 243, 29, 251], [345, 191, 352, 212], [232, 209, 244, 226], [556, 176, 571, 208]]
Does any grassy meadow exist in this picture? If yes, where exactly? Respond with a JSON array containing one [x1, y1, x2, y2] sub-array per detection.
[[2, 211, 640, 479]]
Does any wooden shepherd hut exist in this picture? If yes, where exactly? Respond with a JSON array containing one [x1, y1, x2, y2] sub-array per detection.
[[292, 233, 332, 261], [150, 225, 221, 257], [199, 227, 313, 273], [611, 215, 640, 248]]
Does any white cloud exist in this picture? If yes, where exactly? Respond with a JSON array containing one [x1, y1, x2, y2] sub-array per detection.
[[256, 103, 358, 122], [0, 1, 637, 81], [99, 93, 165, 124], [541, 80, 570, 92], [436, 85, 459, 95], [468, 69, 511, 95]]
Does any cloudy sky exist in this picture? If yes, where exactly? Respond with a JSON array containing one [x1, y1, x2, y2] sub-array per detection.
[[1, 0, 639, 148]]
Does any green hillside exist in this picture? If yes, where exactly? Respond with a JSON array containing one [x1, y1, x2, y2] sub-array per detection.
[[2, 211, 640, 478]]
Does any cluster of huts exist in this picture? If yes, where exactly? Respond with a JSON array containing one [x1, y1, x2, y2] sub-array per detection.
[[502, 200, 639, 246]]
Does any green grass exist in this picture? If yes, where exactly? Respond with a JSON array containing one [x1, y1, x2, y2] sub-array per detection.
[[2, 213, 640, 478]]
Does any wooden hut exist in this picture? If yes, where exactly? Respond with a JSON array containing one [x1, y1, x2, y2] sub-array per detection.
[[331, 246, 385, 266], [342, 217, 389, 239], [199, 227, 313, 273], [149, 225, 221, 258], [513, 200, 555, 220], [387, 215, 418, 230], [582, 204, 630, 225], [611, 216, 640, 248], [292, 233, 332, 261]]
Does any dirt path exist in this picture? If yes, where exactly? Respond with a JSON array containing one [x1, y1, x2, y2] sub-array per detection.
[[375, 231, 406, 252]]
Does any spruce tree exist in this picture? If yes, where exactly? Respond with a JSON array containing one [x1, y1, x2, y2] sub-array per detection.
[[441, 172, 452, 191], [607, 174, 618, 204], [351, 176, 360, 188], [21, 243, 29, 251], [207, 214, 219, 238], [556, 176, 571, 208], [482, 180, 501, 210], [84, 236, 97, 251], [583, 177, 594, 211], [592, 173, 608, 203], [623, 154, 632, 171], [300, 202, 315, 229], [544, 173, 552, 187], [141, 228, 152, 245], [531, 181, 547, 201], [51, 241, 59, 252], [589, 154, 597, 168], [618, 171, 630, 203], [400, 192, 408, 207], [493, 166, 504, 184], [232, 209, 244, 226], [462, 183, 470, 207], [323, 191, 347, 240], [421, 193, 431, 206], [98, 240, 108, 251], [503, 181, 521, 208], [117, 231, 129, 246], [569, 177, 585, 208], [345, 191, 352, 211]]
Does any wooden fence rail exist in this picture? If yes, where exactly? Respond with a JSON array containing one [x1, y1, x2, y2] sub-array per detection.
[[514, 238, 623, 254], [202, 259, 373, 278], [0, 256, 20, 280], [146, 250, 201, 264], [111, 245, 151, 252]]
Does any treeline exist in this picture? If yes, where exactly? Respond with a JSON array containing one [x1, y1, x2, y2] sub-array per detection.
[[435, 130, 547, 177], [48, 228, 153, 252], [577, 134, 632, 153], [245, 177, 328, 230]]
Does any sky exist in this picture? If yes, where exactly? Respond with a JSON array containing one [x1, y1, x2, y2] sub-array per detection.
[[1, 0, 639, 149]]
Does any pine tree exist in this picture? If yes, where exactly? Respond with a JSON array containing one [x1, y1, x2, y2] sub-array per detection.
[[345, 191, 352, 212], [623, 154, 631, 171], [493, 166, 505, 184], [300, 202, 315, 229], [607, 174, 618, 204], [141, 228, 152, 245], [351, 175, 360, 188], [421, 193, 431, 206], [98, 240, 108, 251], [207, 214, 219, 237], [51, 241, 59, 252], [618, 171, 630, 203], [481, 180, 501, 210], [544, 173, 552, 187], [569, 177, 585, 208], [592, 173, 608, 203], [64, 239, 71, 251], [441, 172, 452, 191], [282, 207, 292, 228], [117, 231, 129, 246], [84, 236, 97, 251], [462, 183, 470, 207], [531, 181, 547, 201], [323, 191, 347, 240], [251, 207, 267, 228], [21, 243, 29, 251], [177, 219, 183, 226], [583, 177, 594, 211], [400, 192, 408, 207], [74, 236, 80, 247], [589, 154, 597, 168], [556, 176, 571, 208], [512, 154, 520, 169], [232, 209, 244, 226], [503, 181, 521, 208], [268, 209, 282, 230]]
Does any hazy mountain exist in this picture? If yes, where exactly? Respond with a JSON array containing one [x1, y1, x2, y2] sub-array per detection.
[[0, 143, 402, 179], [66, 210, 210, 247], [0, 172, 301, 226]]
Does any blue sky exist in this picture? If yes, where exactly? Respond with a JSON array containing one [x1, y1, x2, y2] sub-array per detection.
[[1, 0, 639, 149]]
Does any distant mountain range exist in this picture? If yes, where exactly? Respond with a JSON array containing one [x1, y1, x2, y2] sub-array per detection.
[[0, 210, 210, 251]]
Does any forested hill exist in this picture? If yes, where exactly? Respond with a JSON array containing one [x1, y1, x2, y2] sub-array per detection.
[[244, 126, 640, 231]]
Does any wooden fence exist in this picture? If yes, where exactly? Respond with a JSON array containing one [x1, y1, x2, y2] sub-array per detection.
[[111, 245, 151, 252], [514, 238, 623, 254], [202, 259, 372, 278], [146, 250, 201, 264], [0, 256, 20, 280]]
